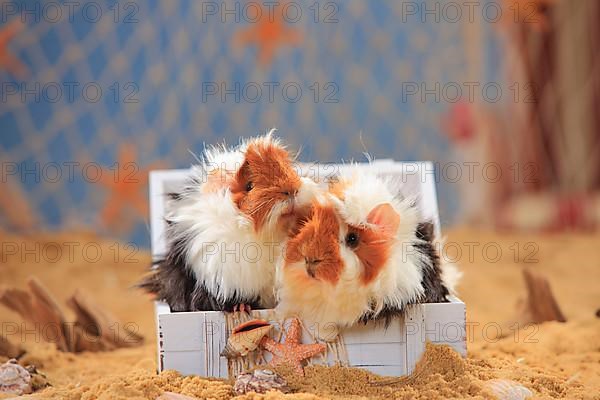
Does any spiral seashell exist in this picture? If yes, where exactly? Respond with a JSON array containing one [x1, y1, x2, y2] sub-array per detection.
[[220, 319, 272, 359]]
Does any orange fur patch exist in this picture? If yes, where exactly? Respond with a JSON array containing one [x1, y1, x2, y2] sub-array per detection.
[[285, 204, 343, 284], [350, 223, 394, 285], [230, 140, 301, 230]]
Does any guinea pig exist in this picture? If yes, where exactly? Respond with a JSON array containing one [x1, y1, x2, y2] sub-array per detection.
[[140, 130, 318, 312], [275, 165, 458, 330]]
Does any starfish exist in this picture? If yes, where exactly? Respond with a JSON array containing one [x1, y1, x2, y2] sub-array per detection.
[[232, 3, 302, 66], [261, 318, 326, 376], [97, 144, 163, 231], [0, 19, 27, 77]]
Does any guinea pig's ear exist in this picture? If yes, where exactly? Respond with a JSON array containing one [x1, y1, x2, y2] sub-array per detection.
[[366, 203, 400, 236]]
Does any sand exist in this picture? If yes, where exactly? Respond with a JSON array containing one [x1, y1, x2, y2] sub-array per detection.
[[0, 228, 599, 399]]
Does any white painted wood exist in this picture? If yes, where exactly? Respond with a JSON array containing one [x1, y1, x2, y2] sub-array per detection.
[[345, 342, 405, 366], [404, 304, 426, 375], [156, 300, 466, 377], [151, 162, 467, 378], [149, 169, 191, 261], [159, 311, 209, 352], [423, 301, 467, 356], [340, 318, 404, 345], [155, 301, 170, 373], [162, 350, 205, 376]]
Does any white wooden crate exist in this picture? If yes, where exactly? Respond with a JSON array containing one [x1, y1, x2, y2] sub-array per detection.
[[150, 162, 466, 377]]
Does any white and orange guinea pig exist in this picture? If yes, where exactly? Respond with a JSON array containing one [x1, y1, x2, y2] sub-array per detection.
[[140, 130, 319, 312], [275, 165, 460, 331]]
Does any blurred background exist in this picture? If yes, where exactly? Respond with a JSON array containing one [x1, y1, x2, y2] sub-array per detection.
[[1, 0, 599, 247], [1, 3, 600, 397]]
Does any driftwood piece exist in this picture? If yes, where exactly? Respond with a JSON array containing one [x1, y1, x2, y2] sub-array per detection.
[[67, 289, 144, 351], [0, 336, 23, 359], [0, 277, 143, 353], [517, 268, 566, 324], [0, 278, 71, 351]]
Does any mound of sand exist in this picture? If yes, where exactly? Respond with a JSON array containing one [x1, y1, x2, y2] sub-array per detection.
[[0, 228, 599, 399]]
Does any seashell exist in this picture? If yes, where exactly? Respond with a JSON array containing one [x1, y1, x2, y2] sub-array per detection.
[[0, 359, 32, 395], [233, 369, 288, 395], [220, 319, 272, 359], [485, 379, 533, 400]]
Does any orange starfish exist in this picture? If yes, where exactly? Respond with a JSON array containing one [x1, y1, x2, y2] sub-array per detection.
[[0, 19, 27, 77], [232, 3, 303, 65], [97, 144, 163, 231], [261, 318, 326, 376]]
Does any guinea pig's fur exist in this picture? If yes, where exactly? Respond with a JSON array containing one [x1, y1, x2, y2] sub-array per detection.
[[276, 165, 458, 328], [141, 131, 318, 311]]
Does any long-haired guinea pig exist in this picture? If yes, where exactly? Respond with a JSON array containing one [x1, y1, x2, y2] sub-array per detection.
[[275, 166, 459, 329], [139, 130, 318, 312]]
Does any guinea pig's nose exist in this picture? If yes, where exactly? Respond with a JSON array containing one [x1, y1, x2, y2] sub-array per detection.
[[281, 189, 298, 198], [304, 257, 322, 278], [305, 257, 322, 267]]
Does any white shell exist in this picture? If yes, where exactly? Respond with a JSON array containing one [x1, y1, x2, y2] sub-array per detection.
[[485, 379, 533, 400], [233, 369, 288, 395], [0, 359, 32, 395]]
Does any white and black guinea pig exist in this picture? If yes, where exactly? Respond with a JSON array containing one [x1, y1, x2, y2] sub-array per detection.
[[139, 131, 318, 312]]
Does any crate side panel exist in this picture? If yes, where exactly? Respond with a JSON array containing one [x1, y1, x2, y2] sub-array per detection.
[[345, 342, 406, 367], [162, 351, 206, 376], [159, 311, 210, 352], [423, 302, 467, 356]]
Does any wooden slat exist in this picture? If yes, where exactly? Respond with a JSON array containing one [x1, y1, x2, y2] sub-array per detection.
[[162, 350, 206, 376], [160, 311, 208, 352], [201, 311, 209, 377], [341, 317, 404, 345], [404, 304, 426, 375], [422, 301, 467, 356], [345, 342, 404, 365], [203, 312, 228, 378]]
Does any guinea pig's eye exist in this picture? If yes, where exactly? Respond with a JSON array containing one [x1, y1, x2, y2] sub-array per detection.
[[345, 232, 359, 249], [245, 181, 254, 191]]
